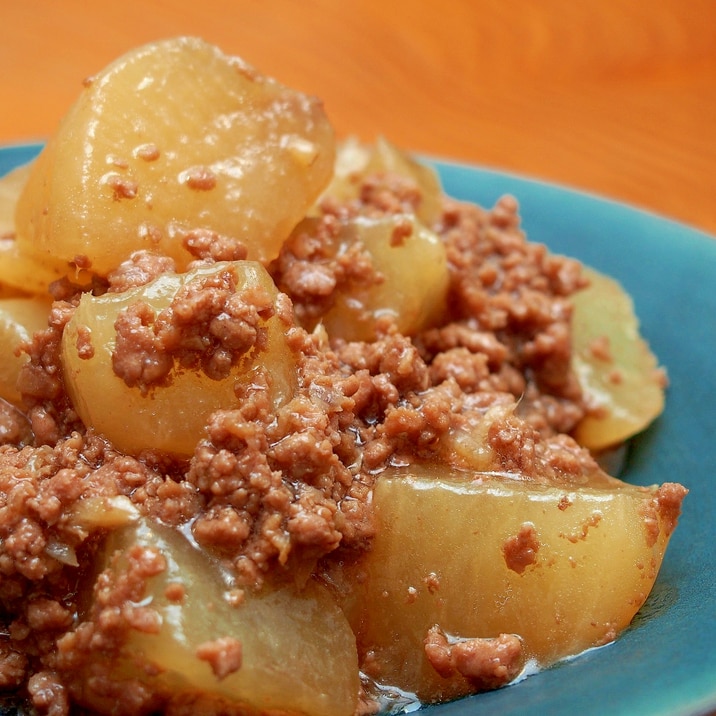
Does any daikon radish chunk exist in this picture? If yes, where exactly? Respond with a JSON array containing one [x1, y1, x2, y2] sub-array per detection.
[[332, 465, 685, 703], [15, 37, 335, 277], [572, 267, 665, 450], [73, 518, 359, 716], [61, 261, 296, 457]]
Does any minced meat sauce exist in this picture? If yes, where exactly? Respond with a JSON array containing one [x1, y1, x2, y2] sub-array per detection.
[[0, 169, 673, 715]]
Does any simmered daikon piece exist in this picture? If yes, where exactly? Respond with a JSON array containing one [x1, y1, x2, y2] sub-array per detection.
[[286, 214, 449, 341], [0, 162, 75, 296], [0, 162, 31, 239], [324, 137, 444, 226], [74, 518, 358, 716], [61, 261, 296, 457], [15, 37, 335, 277], [332, 465, 685, 703], [0, 236, 83, 296], [0, 297, 51, 404], [572, 267, 665, 450]]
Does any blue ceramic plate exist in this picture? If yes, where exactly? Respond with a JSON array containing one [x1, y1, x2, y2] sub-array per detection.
[[2, 144, 715, 716]]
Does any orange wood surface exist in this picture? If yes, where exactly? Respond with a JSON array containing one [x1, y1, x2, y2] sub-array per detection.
[[1, 0, 714, 235]]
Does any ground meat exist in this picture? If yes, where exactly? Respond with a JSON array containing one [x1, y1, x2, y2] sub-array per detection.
[[27, 670, 69, 716], [0, 426, 205, 713], [275, 180, 587, 438], [425, 195, 587, 433], [107, 251, 177, 292], [423, 625, 524, 691], [195, 637, 243, 680], [0, 166, 685, 716], [0, 644, 28, 689], [133, 143, 160, 162], [182, 228, 248, 263], [270, 212, 381, 327], [15, 300, 81, 446], [111, 302, 175, 390], [112, 267, 275, 391], [502, 522, 540, 574], [180, 165, 217, 191], [643, 482, 689, 547], [104, 173, 138, 202], [563, 511, 603, 543]]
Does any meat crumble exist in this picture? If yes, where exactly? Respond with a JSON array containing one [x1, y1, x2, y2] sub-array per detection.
[[502, 522, 540, 574], [423, 626, 525, 691], [0, 165, 685, 716]]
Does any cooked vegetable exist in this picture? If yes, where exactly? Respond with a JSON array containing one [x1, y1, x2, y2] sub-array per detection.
[[322, 216, 448, 340], [324, 137, 444, 226], [15, 37, 335, 278], [0, 236, 80, 296], [333, 463, 684, 703], [0, 36, 685, 716], [0, 162, 31, 239], [0, 162, 75, 296], [73, 518, 359, 716], [61, 261, 296, 457], [572, 267, 665, 450], [0, 297, 51, 404], [283, 213, 449, 341]]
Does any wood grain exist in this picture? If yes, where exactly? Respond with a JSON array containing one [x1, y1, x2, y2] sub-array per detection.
[[1, 0, 714, 234]]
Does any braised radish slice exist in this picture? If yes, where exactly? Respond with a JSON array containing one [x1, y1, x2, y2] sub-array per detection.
[[572, 267, 666, 451], [61, 261, 296, 457], [70, 518, 359, 716], [0, 297, 51, 404], [332, 465, 685, 703], [15, 37, 335, 277]]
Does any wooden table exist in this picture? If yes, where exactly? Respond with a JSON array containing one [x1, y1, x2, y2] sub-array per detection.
[[2, 0, 715, 235]]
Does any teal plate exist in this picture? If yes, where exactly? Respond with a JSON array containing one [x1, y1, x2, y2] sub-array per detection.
[[1, 144, 715, 716]]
